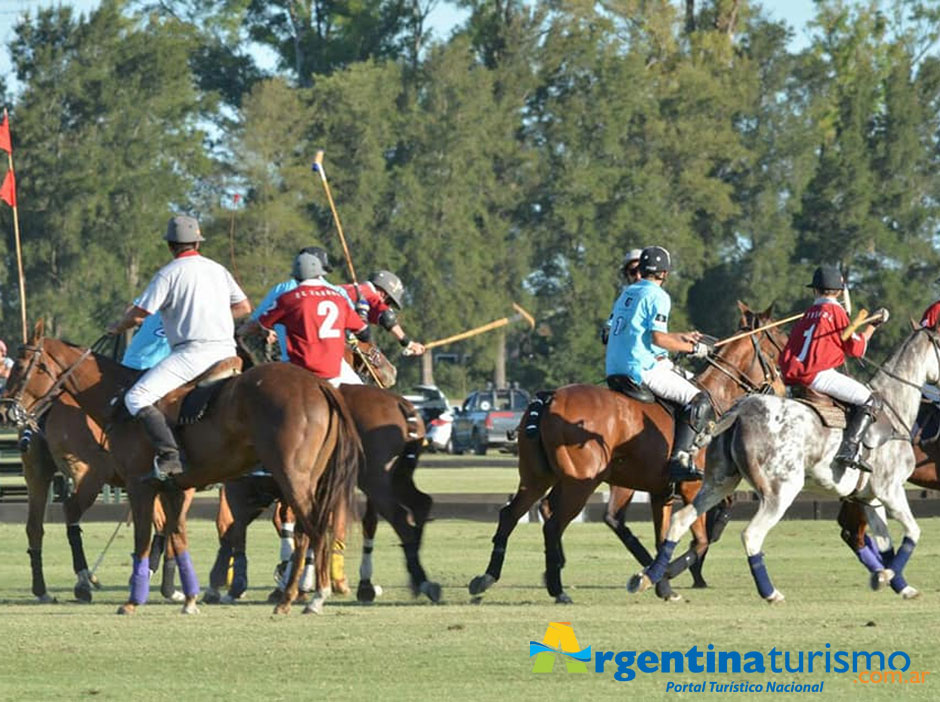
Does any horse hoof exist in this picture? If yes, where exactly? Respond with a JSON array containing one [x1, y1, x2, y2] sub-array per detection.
[[357, 580, 376, 603], [302, 601, 324, 615], [295, 591, 311, 605], [765, 589, 785, 604], [164, 590, 185, 603], [871, 569, 894, 591], [627, 573, 651, 594], [655, 580, 680, 602], [554, 591, 573, 604], [900, 586, 920, 600], [420, 581, 442, 603], [181, 598, 199, 615], [74, 583, 93, 603], [692, 580, 708, 589], [89, 574, 102, 590], [35, 593, 58, 604], [116, 603, 137, 615], [468, 573, 496, 596], [220, 594, 237, 605], [202, 588, 221, 605], [273, 603, 291, 615], [332, 578, 351, 595]]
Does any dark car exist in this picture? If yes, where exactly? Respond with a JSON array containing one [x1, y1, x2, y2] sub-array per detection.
[[452, 386, 530, 455], [402, 384, 450, 426]]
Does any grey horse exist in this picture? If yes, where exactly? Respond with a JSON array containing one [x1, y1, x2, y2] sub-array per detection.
[[628, 328, 939, 602]]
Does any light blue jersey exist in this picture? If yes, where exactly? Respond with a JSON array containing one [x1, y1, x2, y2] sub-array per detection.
[[122, 313, 171, 370], [605, 279, 671, 384], [253, 278, 355, 361]]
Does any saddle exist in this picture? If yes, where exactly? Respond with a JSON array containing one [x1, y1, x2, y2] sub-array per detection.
[[156, 357, 243, 426], [790, 386, 894, 450], [606, 374, 655, 404]]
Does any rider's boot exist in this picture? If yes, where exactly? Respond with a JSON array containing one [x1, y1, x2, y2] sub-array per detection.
[[834, 395, 880, 471], [137, 405, 183, 489], [666, 392, 715, 483]]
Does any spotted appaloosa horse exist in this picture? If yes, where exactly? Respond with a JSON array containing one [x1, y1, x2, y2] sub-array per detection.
[[470, 303, 787, 603], [1, 321, 362, 616], [631, 328, 940, 602]]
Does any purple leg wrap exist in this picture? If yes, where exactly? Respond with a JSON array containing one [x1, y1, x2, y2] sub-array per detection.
[[855, 543, 883, 573], [644, 540, 677, 584], [878, 546, 910, 593], [129, 555, 150, 605], [176, 550, 200, 597], [747, 552, 775, 599], [889, 537, 916, 577]]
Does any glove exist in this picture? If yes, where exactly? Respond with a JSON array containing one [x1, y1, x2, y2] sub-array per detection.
[[356, 299, 370, 321], [690, 341, 710, 359], [871, 308, 890, 327]]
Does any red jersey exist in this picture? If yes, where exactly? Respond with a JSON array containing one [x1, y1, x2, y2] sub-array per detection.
[[258, 281, 365, 378], [341, 281, 389, 325], [779, 298, 867, 385], [921, 301, 940, 329]]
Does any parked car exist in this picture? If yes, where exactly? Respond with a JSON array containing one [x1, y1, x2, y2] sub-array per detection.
[[452, 386, 531, 455], [426, 409, 454, 453], [402, 384, 450, 427]]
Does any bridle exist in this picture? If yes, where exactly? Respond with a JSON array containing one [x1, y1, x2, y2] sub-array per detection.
[[0, 337, 94, 431], [700, 316, 785, 413]]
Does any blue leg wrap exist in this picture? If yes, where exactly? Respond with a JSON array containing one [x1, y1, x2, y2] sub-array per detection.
[[747, 552, 775, 599], [645, 540, 677, 584], [889, 537, 916, 577]]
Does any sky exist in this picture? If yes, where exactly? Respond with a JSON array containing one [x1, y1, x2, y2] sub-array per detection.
[[0, 0, 820, 97]]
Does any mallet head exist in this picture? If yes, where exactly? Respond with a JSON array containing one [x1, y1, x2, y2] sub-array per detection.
[[312, 149, 325, 173]]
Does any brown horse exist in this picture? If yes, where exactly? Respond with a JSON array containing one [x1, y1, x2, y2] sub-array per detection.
[[1, 321, 362, 615], [469, 302, 787, 603], [205, 383, 436, 611], [20, 393, 190, 603]]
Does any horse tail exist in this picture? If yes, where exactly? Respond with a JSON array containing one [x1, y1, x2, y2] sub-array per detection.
[[312, 383, 364, 549], [518, 391, 555, 476], [396, 397, 425, 474]]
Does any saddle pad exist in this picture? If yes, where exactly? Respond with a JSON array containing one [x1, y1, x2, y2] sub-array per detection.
[[178, 378, 229, 426], [794, 398, 846, 429]]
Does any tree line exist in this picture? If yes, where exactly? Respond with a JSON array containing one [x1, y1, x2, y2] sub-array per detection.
[[2, 0, 939, 397]]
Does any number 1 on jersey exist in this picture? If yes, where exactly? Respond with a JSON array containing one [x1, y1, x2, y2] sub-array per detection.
[[796, 323, 816, 362]]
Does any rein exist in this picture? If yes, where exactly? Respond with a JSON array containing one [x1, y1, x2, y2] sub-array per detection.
[[701, 323, 784, 413]]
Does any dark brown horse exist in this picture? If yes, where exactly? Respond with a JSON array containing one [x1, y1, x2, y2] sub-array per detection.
[[1, 321, 362, 615], [20, 393, 190, 603], [205, 382, 436, 611], [469, 302, 787, 603]]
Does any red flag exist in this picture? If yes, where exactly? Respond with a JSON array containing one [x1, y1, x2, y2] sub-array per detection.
[[1, 169, 16, 208], [233, 193, 241, 204], [0, 112, 10, 154]]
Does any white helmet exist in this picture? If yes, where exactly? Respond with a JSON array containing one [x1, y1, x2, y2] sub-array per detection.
[[622, 248, 643, 266]]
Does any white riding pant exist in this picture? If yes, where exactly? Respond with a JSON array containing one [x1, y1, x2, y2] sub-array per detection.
[[640, 359, 700, 406], [809, 368, 872, 405], [327, 359, 363, 389], [125, 341, 235, 416]]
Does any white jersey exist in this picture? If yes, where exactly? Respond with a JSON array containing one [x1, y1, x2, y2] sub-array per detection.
[[134, 251, 246, 351]]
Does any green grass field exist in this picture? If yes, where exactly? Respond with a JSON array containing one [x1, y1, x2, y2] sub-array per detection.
[[1, 518, 938, 701]]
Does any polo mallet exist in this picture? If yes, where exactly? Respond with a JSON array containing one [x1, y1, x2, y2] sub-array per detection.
[[841, 308, 888, 341], [89, 506, 133, 579], [712, 312, 804, 349], [312, 150, 359, 288], [423, 303, 536, 350]]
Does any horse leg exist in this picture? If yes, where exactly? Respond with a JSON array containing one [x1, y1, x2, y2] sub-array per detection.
[[219, 479, 261, 604], [150, 492, 167, 578], [357, 497, 381, 603], [867, 478, 921, 595], [203, 487, 233, 604], [61, 464, 110, 603], [738, 479, 803, 604], [663, 482, 711, 587], [629, 450, 741, 595], [836, 500, 887, 583], [271, 502, 296, 601], [542, 479, 596, 604], [303, 531, 333, 615], [468, 457, 554, 598], [330, 501, 350, 595], [603, 486, 653, 568], [23, 446, 55, 603], [162, 489, 199, 614], [117, 487, 156, 615], [689, 497, 734, 588], [275, 529, 309, 615], [861, 502, 916, 598]]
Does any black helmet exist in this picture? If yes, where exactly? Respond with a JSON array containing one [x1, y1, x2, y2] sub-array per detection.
[[807, 266, 844, 291], [292, 246, 332, 281], [638, 246, 671, 275]]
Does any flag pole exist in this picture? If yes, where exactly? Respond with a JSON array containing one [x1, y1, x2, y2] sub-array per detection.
[[2, 109, 27, 342]]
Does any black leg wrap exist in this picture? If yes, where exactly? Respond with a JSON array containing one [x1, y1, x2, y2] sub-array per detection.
[[486, 536, 508, 580], [665, 547, 698, 579], [66, 524, 89, 574], [707, 503, 732, 544], [619, 525, 654, 567], [28, 548, 47, 597], [544, 546, 564, 597], [149, 533, 166, 574], [403, 542, 427, 591], [209, 542, 233, 590]]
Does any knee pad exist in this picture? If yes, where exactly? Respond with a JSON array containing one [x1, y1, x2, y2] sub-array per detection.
[[865, 392, 883, 414], [688, 392, 716, 432]]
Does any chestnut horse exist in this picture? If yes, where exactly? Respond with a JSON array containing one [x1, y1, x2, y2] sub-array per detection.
[[1, 321, 362, 615], [469, 302, 787, 603], [205, 383, 437, 611], [19, 394, 190, 603]]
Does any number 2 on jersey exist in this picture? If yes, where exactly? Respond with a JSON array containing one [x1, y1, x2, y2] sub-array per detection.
[[318, 300, 341, 338], [796, 323, 816, 362]]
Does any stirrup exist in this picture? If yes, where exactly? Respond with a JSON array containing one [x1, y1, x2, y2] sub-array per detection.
[[667, 455, 704, 483]]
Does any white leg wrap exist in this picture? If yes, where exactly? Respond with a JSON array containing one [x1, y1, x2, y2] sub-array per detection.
[[359, 538, 375, 581]]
